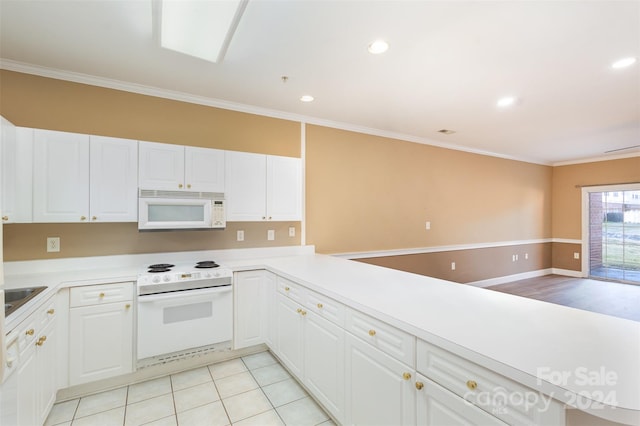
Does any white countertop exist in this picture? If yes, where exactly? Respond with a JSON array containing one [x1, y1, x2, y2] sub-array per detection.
[[3, 248, 639, 424]]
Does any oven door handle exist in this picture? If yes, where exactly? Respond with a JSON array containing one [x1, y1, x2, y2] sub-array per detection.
[[138, 285, 232, 303]]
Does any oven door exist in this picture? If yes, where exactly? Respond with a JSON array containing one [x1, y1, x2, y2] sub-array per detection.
[[137, 286, 232, 360]]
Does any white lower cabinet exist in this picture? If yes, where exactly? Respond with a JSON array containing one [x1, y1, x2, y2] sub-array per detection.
[[233, 270, 267, 349], [14, 294, 58, 426], [345, 332, 416, 426], [303, 309, 345, 423], [69, 282, 134, 386], [263, 271, 277, 349], [275, 293, 305, 378], [416, 374, 508, 425]]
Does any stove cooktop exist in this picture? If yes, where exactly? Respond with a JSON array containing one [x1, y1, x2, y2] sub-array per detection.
[[137, 260, 233, 296]]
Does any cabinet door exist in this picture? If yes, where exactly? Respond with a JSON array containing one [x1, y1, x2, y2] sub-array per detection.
[[416, 374, 507, 426], [264, 271, 277, 350], [37, 319, 57, 424], [233, 270, 265, 349], [16, 345, 38, 426], [69, 302, 133, 386], [267, 155, 302, 221], [33, 129, 90, 222], [225, 151, 267, 221], [90, 136, 138, 222], [184, 146, 225, 192], [304, 312, 345, 424], [345, 333, 416, 426], [275, 293, 304, 377], [138, 141, 185, 191], [1, 121, 33, 223]]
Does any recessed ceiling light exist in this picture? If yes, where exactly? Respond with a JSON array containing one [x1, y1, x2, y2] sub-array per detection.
[[368, 40, 389, 54], [496, 96, 517, 108], [300, 95, 314, 102], [611, 57, 637, 69]]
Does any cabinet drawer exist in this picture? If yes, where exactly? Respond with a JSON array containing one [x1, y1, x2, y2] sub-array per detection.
[[38, 297, 57, 327], [70, 282, 133, 307], [277, 276, 306, 304], [345, 308, 415, 366], [305, 289, 345, 327], [17, 316, 38, 356], [417, 339, 563, 426]]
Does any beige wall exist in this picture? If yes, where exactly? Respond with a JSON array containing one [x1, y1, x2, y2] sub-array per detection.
[[551, 157, 640, 239], [2, 70, 637, 280], [305, 125, 553, 254]]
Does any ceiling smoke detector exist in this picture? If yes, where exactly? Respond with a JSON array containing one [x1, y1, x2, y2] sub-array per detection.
[[438, 129, 456, 135]]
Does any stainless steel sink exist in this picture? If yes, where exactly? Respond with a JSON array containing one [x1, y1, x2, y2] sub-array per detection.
[[4, 286, 47, 317]]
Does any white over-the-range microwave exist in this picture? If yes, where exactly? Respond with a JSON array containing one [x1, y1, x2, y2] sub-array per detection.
[[138, 189, 226, 231]]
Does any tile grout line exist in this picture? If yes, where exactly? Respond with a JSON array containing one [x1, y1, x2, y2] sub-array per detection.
[[207, 362, 233, 426]]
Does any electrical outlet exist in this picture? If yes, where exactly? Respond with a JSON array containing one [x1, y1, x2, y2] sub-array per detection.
[[451, 262, 456, 271], [47, 237, 60, 253], [289, 227, 296, 237], [574, 252, 580, 260], [525, 253, 529, 260], [425, 221, 431, 230], [237, 230, 244, 242], [267, 230, 275, 241]]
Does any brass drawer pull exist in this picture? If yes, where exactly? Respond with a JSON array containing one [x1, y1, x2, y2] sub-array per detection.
[[466, 380, 478, 390], [26, 328, 35, 336], [284, 287, 290, 292], [301, 310, 307, 316], [47, 309, 55, 315], [368, 329, 376, 337], [317, 303, 323, 309], [125, 304, 131, 309], [402, 372, 411, 380], [80, 216, 86, 221], [415, 381, 424, 390], [99, 292, 105, 298], [36, 336, 47, 346], [2, 216, 8, 221]]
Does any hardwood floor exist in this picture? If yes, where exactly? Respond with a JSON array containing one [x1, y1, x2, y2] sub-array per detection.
[[486, 275, 640, 322]]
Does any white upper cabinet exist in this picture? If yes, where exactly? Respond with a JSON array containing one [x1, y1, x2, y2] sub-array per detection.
[[1, 120, 33, 223], [225, 151, 302, 221], [33, 130, 139, 223], [33, 130, 90, 223], [89, 136, 138, 222], [139, 141, 224, 192]]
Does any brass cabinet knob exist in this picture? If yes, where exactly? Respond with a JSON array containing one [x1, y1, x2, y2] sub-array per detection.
[[91, 216, 97, 221], [415, 382, 424, 390], [26, 328, 35, 336], [284, 287, 290, 292], [296, 308, 302, 313], [268, 216, 272, 220], [187, 184, 191, 189], [80, 216, 86, 221], [368, 329, 376, 336], [47, 309, 55, 315], [301, 310, 307, 316], [36, 336, 47, 346], [317, 303, 323, 309], [262, 216, 266, 220], [99, 292, 105, 298], [403, 372, 412, 380], [178, 184, 183, 188], [125, 304, 131, 309], [2, 216, 8, 221], [466, 380, 478, 390]]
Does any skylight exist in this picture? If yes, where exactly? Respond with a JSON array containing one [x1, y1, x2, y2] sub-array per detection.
[[160, 0, 248, 63]]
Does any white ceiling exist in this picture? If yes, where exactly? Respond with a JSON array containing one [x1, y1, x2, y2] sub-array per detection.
[[1, 0, 639, 165]]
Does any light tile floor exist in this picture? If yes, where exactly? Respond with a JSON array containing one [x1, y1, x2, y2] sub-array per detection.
[[45, 351, 334, 426]]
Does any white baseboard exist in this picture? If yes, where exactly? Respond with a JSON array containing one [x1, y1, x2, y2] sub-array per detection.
[[467, 269, 553, 288], [551, 268, 585, 278]]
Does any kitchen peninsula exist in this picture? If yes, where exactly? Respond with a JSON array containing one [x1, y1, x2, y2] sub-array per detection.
[[1, 247, 638, 426]]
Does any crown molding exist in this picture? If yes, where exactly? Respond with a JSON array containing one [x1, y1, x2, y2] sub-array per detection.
[[9, 58, 632, 168]]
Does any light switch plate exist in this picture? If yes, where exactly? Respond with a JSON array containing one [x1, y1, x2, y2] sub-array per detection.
[[237, 230, 244, 241], [289, 227, 296, 237], [267, 230, 275, 241]]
